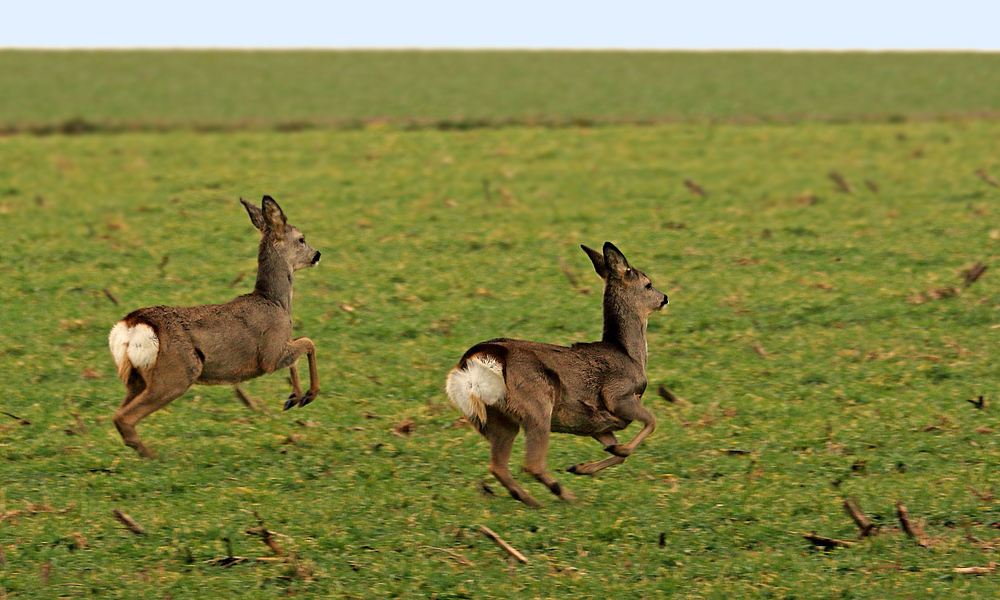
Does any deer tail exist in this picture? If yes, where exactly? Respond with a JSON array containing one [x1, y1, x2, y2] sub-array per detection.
[[109, 321, 160, 383], [446, 354, 506, 430]]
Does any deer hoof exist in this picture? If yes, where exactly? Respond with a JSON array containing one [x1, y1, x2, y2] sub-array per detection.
[[510, 489, 542, 508], [283, 395, 299, 411], [298, 390, 318, 407]]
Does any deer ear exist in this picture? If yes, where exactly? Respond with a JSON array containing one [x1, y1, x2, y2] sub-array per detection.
[[603, 242, 630, 277], [581, 245, 608, 279], [241, 197, 266, 231], [261, 195, 287, 233]]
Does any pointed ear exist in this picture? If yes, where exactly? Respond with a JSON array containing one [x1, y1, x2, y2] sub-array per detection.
[[581, 245, 608, 279], [240, 197, 266, 231], [603, 242, 630, 277], [261, 195, 287, 233]]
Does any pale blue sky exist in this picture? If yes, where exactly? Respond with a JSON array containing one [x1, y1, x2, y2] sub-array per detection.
[[4, 0, 999, 50]]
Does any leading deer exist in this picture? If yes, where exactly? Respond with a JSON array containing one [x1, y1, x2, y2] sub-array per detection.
[[108, 196, 321, 457], [446, 242, 667, 507]]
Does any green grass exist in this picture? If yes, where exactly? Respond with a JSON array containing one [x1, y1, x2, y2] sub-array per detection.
[[2, 121, 1000, 598], [2, 51, 1000, 129]]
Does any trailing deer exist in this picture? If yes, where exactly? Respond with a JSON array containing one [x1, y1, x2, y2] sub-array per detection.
[[108, 196, 321, 457], [446, 242, 667, 507]]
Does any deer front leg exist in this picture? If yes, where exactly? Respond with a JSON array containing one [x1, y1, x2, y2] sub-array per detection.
[[286, 364, 303, 409], [567, 432, 626, 475], [605, 399, 656, 458], [275, 337, 320, 410]]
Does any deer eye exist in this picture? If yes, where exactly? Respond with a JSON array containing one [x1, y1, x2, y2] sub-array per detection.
[[299, 238, 306, 245], [645, 282, 653, 290]]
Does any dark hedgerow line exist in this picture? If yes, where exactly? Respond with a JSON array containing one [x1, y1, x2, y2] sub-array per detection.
[[5, 110, 1000, 137]]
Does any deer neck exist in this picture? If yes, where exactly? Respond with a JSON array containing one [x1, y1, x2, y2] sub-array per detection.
[[253, 242, 294, 312], [601, 292, 648, 370]]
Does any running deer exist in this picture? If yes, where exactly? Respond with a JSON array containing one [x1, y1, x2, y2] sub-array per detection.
[[108, 196, 321, 457], [446, 242, 667, 507]]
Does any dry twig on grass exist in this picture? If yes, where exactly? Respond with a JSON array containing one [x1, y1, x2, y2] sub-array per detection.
[[684, 179, 707, 197], [976, 169, 1000, 188], [113, 508, 146, 536], [206, 556, 285, 567], [245, 511, 285, 557], [102, 288, 119, 306], [954, 563, 996, 575], [843, 498, 877, 538], [233, 385, 255, 410], [895, 501, 931, 547], [962, 262, 988, 288], [828, 171, 853, 193], [751, 341, 768, 359], [968, 396, 987, 410], [803, 533, 854, 549], [0, 412, 30, 425], [479, 525, 528, 563], [1, 501, 75, 523], [657, 384, 686, 404]]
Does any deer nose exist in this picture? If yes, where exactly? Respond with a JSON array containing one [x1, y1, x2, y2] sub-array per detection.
[[660, 295, 669, 307], [312, 251, 321, 265]]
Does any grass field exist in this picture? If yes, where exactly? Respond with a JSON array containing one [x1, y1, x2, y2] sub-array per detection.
[[2, 51, 1000, 129], [2, 119, 1000, 598]]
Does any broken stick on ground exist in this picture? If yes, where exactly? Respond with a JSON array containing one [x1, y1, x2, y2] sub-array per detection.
[[803, 533, 855, 549], [843, 498, 877, 538], [479, 525, 528, 563], [954, 563, 996, 575], [113, 508, 146, 536], [895, 500, 931, 547], [245, 511, 285, 557], [0, 412, 30, 425], [234, 385, 256, 410]]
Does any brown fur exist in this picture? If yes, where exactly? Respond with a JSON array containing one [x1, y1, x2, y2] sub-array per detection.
[[109, 196, 321, 457], [449, 242, 668, 507]]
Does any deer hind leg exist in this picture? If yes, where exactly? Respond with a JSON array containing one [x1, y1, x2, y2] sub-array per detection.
[[567, 432, 626, 475], [522, 420, 577, 503], [278, 337, 319, 410], [113, 351, 201, 458], [118, 369, 147, 409], [605, 399, 656, 458], [482, 411, 540, 508]]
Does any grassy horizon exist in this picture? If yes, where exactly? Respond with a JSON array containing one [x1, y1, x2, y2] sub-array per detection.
[[2, 50, 1000, 131]]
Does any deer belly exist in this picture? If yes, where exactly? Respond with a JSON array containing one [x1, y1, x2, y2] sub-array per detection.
[[195, 345, 262, 384], [551, 404, 630, 435]]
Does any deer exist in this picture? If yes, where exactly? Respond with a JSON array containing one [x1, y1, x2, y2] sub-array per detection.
[[107, 196, 321, 457], [445, 242, 668, 507]]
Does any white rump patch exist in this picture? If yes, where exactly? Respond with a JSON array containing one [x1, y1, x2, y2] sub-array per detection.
[[108, 322, 130, 372], [108, 321, 159, 381], [126, 323, 159, 369], [446, 354, 506, 426]]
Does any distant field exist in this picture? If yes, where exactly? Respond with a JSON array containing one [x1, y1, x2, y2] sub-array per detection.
[[2, 121, 1000, 598], [1, 51, 1000, 130]]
